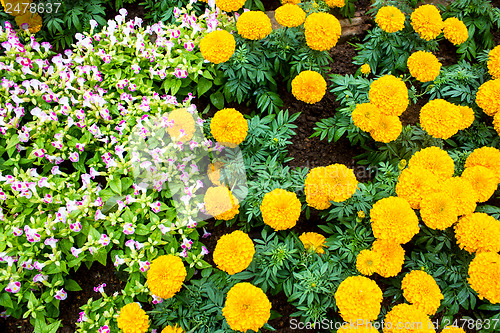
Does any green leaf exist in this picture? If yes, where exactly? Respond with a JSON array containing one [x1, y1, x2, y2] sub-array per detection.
[[64, 279, 82, 291], [210, 91, 224, 110], [197, 77, 213, 96], [0, 293, 13, 309], [109, 177, 122, 194]]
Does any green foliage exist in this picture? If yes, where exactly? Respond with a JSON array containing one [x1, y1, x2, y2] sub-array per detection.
[[140, 0, 205, 24], [439, 0, 500, 61]]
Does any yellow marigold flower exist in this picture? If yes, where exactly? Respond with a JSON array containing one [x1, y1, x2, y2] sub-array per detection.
[[408, 146, 455, 180], [407, 51, 441, 82], [351, 103, 381, 132], [207, 161, 225, 186], [204, 186, 240, 220], [275, 4, 305, 28], [372, 239, 405, 278], [401, 270, 444, 315], [370, 196, 419, 244], [375, 6, 406, 33], [465, 146, 500, 183], [325, 164, 358, 202], [411, 4, 444, 41], [442, 177, 477, 216], [222, 282, 271, 332], [215, 0, 245, 12], [461, 166, 498, 203], [299, 232, 326, 254], [356, 249, 380, 276], [304, 166, 332, 210], [236, 11, 272, 40], [369, 75, 409, 116], [335, 276, 383, 322], [396, 166, 441, 210], [291, 70, 326, 104], [161, 324, 183, 333], [282, 0, 300, 3], [370, 115, 402, 143], [419, 99, 461, 139], [475, 79, 500, 116], [442, 326, 465, 333], [200, 30, 235, 64], [338, 326, 380, 333], [457, 105, 475, 130], [384, 303, 436, 333], [325, 0, 344, 8], [260, 188, 301, 231], [304, 12, 342, 51], [147, 255, 186, 299], [443, 17, 468, 45], [360, 63, 371, 75], [210, 108, 248, 147], [2, 0, 31, 16], [488, 45, 500, 79], [467, 252, 500, 304], [213, 230, 255, 275], [15, 12, 42, 33], [117, 303, 150, 333], [420, 192, 458, 230], [167, 108, 195, 143], [455, 213, 500, 253]]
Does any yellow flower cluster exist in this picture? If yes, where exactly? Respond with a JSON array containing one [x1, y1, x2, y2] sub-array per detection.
[[371, 239, 405, 277], [210, 108, 248, 147], [369, 75, 409, 117], [419, 99, 465, 139], [325, 0, 344, 8], [207, 161, 225, 186], [213, 230, 255, 274], [375, 6, 405, 33], [401, 270, 443, 315], [370, 196, 419, 244], [360, 63, 371, 75], [407, 51, 441, 82], [465, 146, 500, 183], [200, 30, 236, 64], [396, 165, 440, 210], [275, 4, 306, 28], [457, 105, 475, 130], [215, 0, 245, 12], [411, 4, 444, 41], [222, 282, 271, 332], [204, 186, 240, 220], [467, 252, 500, 304], [167, 108, 196, 143], [443, 17, 468, 45], [291, 70, 327, 104], [356, 249, 380, 276], [407, 146, 455, 180], [304, 12, 342, 51], [334, 276, 383, 322], [147, 255, 187, 299], [443, 177, 477, 216], [442, 327, 466, 333], [420, 192, 458, 230], [304, 164, 358, 209], [352, 103, 381, 132], [236, 11, 272, 40], [475, 79, 500, 116], [282, 0, 300, 3], [117, 303, 150, 333], [370, 115, 403, 143], [299, 232, 326, 254], [488, 46, 500, 79], [260, 188, 301, 230], [461, 166, 498, 203], [384, 303, 436, 333], [161, 324, 183, 333], [455, 213, 500, 253]]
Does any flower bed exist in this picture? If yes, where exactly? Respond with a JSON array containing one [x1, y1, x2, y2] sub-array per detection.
[[0, 0, 500, 332]]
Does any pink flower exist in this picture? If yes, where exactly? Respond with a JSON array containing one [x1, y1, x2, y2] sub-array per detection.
[[5, 281, 21, 293], [51, 166, 61, 175], [69, 152, 79, 162], [75, 143, 85, 152], [44, 237, 58, 249], [184, 41, 194, 51], [181, 238, 193, 250], [201, 246, 209, 256], [114, 255, 125, 267], [95, 209, 106, 221], [98, 234, 110, 246], [98, 326, 110, 333], [43, 194, 53, 204], [71, 247, 83, 258], [77, 312, 88, 323], [0, 191, 7, 200], [123, 223, 135, 235], [174, 67, 188, 79], [150, 201, 161, 213], [152, 294, 163, 304], [125, 239, 136, 251], [69, 222, 82, 232], [33, 274, 48, 283], [54, 288, 67, 300], [34, 149, 45, 158], [139, 260, 150, 272], [94, 283, 106, 293], [12, 227, 22, 236]]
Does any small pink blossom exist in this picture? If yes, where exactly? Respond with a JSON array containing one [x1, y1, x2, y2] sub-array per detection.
[[5, 281, 21, 293], [69, 222, 82, 232], [71, 247, 83, 258], [98, 234, 110, 246], [139, 260, 150, 272], [150, 201, 161, 213], [123, 223, 135, 235], [98, 325, 110, 333], [54, 288, 67, 300]]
